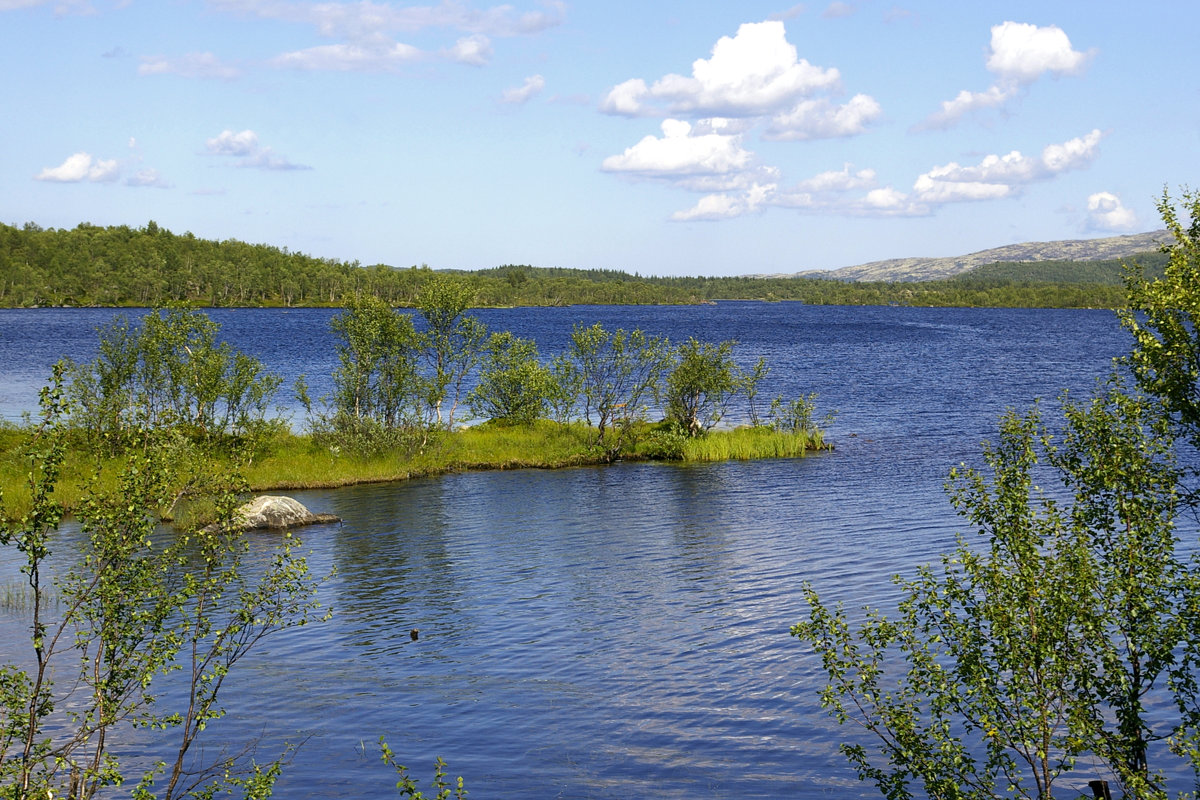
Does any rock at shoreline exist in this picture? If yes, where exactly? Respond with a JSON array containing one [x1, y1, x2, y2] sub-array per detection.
[[233, 495, 340, 530]]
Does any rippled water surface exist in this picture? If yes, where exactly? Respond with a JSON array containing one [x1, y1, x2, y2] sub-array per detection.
[[0, 304, 1157, 797]]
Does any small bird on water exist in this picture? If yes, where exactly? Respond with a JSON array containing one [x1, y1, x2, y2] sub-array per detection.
[[410, 628, 419, 641]]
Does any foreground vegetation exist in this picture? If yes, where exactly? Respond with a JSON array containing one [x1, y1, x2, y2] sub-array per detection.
[[0, 219, 1164, 309], [794, 189, 1200, 799]]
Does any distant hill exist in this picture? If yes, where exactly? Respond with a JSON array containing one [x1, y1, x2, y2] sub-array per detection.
[[958, 251, 1170, 286], [779, 230, 1172, 283]]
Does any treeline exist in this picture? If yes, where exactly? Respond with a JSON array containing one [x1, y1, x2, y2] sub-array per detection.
[[0, 220, 1163, 309]]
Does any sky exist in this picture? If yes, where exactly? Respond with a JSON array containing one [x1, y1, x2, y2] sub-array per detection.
[[2, 1, 1197, 277]]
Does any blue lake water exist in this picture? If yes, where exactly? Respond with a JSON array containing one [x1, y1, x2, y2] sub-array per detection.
[[0, 303, 1173, 797]]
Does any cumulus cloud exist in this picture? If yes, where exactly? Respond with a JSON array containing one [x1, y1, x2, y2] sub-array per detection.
[[204, 129, 311, 170], [600, 21, 842, 118], [501, 74, 545, 104], [601, 119, 755, 183], [794, 164, 877, 194], [1086, 191, 1138, 232], [764, 93, 882, 141], [35, 152, 120, 183], [139, 51, 240, 79], [206, 129, 260, 157], [672, 183, 777, 222], [912, 129, 1103, 204], [445, 34, 491, 65], [918, 21, 1091, 129], [919, 85, 1014, 130], [601, 19, 884, 222], [987, 21, 1090, 82], [659, 129, 1102, 223]]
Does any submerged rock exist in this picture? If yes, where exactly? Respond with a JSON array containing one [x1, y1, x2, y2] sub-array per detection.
[[233, 495, 340, 530]]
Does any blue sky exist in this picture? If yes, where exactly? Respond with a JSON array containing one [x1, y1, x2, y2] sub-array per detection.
[[2, 1, 1196, 276]]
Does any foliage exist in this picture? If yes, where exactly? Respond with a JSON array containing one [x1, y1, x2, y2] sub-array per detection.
[[467, 332, 556, 426], [324, 297, 427, 438], [0, 369, 325, 799], [664, 338, 739, 436], [378, 740, 467, 800], [0, 220, 1157, 310], [65, 307, 281, 451], [561, 323, 672, 456], [415, 276, 487, 427], [1121, 188, 1200, 451], [795, 380, 1200, 799], [739, 356, 770, 427], [768, 393, 830, 436]]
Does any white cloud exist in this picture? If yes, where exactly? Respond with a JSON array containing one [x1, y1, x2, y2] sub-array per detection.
[[272, 41, 421, 71], [1042, 129, 1104, 172], [35, 152, 120, 183], [0, 0, 98, 14], [658, 129, 1103, 223], [860, 187, 925, 215], [768, 4, 806, 21], [600, 79, 651, 116], [206, 129, 260, 156], [501, 74, 545, 104], [600, 19, 886, 222], [764, 93, 882, 141], [600, 21, 842, 118], [138, 51, 240, 79], [210, 0, 565, 37], [794, 164, 877, 194], [821, 2, 855, 19], [671, 193, 746, 222], [1086, 191, 1138, 232], [671, 182, 776, 222], [446, 34, 491, 65], [126, 168, 172, 188], [205, 0, 562, 73], [205, 129, 310, 170], [918, 21, 1090, 129], [917, 85, 1014, 131], [601, 119, 754, 179], [987, 21, 1089, 83], [912, 129, 1103, 203]]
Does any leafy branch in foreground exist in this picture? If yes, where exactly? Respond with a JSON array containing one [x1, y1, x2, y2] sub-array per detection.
[[0, 367, 326, 800], [794, 380, 1200, 800], [379, 739, 467, 800]]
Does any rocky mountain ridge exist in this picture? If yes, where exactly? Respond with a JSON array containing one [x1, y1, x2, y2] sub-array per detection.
[[772, 230, 1171, 283]]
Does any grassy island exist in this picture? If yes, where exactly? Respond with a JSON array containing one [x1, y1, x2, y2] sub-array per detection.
[[0, 290, 830, 524], [0, 421, 825, 524]]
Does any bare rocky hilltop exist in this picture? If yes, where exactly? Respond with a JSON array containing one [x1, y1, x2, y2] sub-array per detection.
[[772, 230, 1172, 283]]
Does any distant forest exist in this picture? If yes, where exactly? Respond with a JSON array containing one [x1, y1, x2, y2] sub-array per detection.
[[0, 221, 1169, 310]]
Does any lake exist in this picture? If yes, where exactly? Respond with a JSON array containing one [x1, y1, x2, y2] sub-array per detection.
[[0, 303, 1168, 797]]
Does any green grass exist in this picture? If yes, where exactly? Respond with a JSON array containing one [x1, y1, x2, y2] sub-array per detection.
[[1, 421, 830, 522], [680, 426, 824, 461]]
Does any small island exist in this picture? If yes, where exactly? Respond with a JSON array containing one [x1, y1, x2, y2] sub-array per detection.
[[0, 282, 829, 524]]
